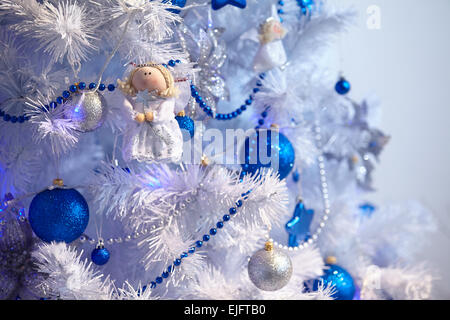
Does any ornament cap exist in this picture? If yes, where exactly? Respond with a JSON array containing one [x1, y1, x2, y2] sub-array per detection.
[[326, 256, 338, 265], [201, 155, 209, 167], [270, 124, 279, 130], [96, 239, 105, 249], [52, 178, 64, 187], [177, 110, 186, 117], [264, 240, 274, 251]]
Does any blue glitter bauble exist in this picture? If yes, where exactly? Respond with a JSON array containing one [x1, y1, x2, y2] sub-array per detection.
[[241, 129, 295, 180], [29, 188, 89, 243], [313, 264, 355, 300], [175, 115, 195, 141], [91, 247, 110, 266], [335, 78, 351, 95]]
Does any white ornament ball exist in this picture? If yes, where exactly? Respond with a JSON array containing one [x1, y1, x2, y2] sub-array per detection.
[[248, 242, 293, 291]]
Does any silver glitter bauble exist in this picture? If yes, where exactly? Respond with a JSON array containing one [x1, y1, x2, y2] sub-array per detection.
[[248, 242, 293, 291], [0, 269, 18, 299], [0, 194, 33, 270], [64, 91, 107, 132], [20, 266, 52, 299]]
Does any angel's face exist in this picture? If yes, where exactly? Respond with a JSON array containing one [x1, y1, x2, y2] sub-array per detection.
[[131, 66, 167, 93]]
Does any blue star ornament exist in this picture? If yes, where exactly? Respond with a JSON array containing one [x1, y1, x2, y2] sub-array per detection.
[[359, 202, 376, 217], [211, 0, 246, 11], [285, 201, 315, 247]]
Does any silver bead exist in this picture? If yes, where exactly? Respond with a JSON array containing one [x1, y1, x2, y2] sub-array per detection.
[[63, 91, 107, 132], [248, 246, 293, 291]]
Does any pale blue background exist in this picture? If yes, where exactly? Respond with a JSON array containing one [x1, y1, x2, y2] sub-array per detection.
[[328, 0, 450, 299]]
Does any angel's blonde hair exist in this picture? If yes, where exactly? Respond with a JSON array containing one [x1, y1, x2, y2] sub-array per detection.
[[117, 62, 178, 98], [259, 18, 287, 45]]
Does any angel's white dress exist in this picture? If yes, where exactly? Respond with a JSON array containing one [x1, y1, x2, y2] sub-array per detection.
[[253, 39, 287, 73], [122, 97, 183, 163]]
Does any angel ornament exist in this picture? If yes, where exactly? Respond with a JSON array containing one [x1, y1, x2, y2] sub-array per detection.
[[117, 63, 183, 163], [253, 17, 288, 73]]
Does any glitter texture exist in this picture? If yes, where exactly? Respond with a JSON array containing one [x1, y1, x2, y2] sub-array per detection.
[[0, 201, 33, 270], [29, 188, 89, 243], [241, 129, 295, 180], [0, 269, 18, 299], [91, 247, 110, 266], [64, 91, 107, 132], [175, 115, 195, 141], [248, 247, 293, 291]]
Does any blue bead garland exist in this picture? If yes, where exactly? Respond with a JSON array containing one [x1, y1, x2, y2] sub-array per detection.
[[140, 193, 251, 293], [297, 0, 315, 16], [190, 73, 266, 121], [1, 80, 117, 123]]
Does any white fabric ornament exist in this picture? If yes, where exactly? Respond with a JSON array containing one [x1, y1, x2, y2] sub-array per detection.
[[253, 7, 288, 73], [118, 63, 184, 163], [122, 95, 183, 163]]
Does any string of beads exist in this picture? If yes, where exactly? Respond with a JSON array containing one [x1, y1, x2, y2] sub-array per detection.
[[0, 59, 187, 123], [140, 191, 250, 293], [191, 73, 266, 120]]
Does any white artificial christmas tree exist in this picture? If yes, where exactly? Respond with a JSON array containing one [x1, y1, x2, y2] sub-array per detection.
[[0, 0, 435, 300]]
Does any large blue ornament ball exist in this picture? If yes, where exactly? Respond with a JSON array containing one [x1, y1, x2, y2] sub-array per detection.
[[335, 78, 351, 95], [29, 188, 89, 243], [313, 264, 355, 300], [241, 129, 295, 180], [175, 115, 195, 141], [91, 247, 110, 266]]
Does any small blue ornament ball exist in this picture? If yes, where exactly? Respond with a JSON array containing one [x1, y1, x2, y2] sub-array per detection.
[[241, 129, 295, 180], [313, 264, 356, 300], [29, 188, 89, 243], [91, 247, 110, 266], [175, 114, 195, 141], [335, 77, 351, 95]]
